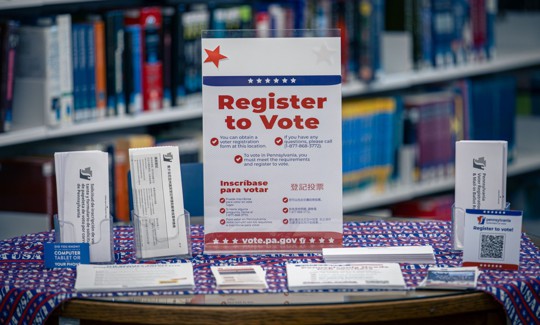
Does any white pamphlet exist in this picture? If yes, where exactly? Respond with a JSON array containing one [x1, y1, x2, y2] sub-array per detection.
[[129, 146, 189, 259], [211, 265, 268, 290], [54, 150, 113, 263], [453, 141, 507, 250], [419, 266, 479, 290], [323, 245, 435, 264], [74, 263, 195, 292], [286, 263, 406, 291]]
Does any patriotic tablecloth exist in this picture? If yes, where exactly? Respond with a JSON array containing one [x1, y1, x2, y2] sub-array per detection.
[[1, 220, 539, 324]]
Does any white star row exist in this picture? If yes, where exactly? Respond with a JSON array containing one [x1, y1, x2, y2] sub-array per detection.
[[247, 77, 297, 85], [212, 237, 335, 244]]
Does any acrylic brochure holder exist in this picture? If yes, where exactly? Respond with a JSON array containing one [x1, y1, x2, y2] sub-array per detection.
[[132, 209, 192, 261], [451, 202, 510, 250], [53, 213, 114, 263]]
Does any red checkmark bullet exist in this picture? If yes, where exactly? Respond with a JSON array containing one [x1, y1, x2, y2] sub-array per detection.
[[275, 137, 283, 146], [220, 219, 226, 225], [282, 197, 288, 203], [234, 155, 243, 164], [220, 197, 225, 203], [283, 219, 288, 224], [283, 208, 288, 213], [220, 208, 226, 214], [210, 138, 219, 146]]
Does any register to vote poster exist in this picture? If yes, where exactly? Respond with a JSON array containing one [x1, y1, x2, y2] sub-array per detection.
[[202, 34, 342, 253]]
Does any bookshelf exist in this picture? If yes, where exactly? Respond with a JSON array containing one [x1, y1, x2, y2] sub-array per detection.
[[0, 1, 539, 235], [1, 49, 539, 148]]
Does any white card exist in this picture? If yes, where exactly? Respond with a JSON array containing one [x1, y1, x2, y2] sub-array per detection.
[[462, 209, 522, 270], [211, 265, 268, 290]]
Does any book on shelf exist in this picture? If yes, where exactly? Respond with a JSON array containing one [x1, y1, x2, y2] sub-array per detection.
[[123, 24, 143, 115], [403, 91, 458, 182], [124, 7, 163, 112], [0, 156, 57, 224], [103, 10, 126, 117], [0, 19, 19, 133], [342, 97, 401, 191], [161, 6, 174, 109], [113, 134, 155, 223], [13, 20, 61, 128], [174, 3, 209, 100], [286, 262, 407, 291], [87, 15, 107, 119], [56, 14, 74, 125]]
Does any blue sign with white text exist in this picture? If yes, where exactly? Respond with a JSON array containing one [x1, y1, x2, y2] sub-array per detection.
[[44, 243, 90, 268]]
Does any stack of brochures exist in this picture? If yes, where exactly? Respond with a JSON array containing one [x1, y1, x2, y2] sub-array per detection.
[[322, 245, 436, 264], [211, 265, 268, 290], [74, 263, 195, 292], [286, 263, 407, 291]]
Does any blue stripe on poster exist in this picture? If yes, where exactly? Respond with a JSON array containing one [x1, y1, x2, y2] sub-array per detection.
[[203, 75, 341, 86]]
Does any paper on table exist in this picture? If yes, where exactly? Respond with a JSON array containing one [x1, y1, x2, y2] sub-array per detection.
[[74, 263, 195, 292], [323, 245, 436, 264], [286, 263, 407, 291], [211, 265, 268, 290]]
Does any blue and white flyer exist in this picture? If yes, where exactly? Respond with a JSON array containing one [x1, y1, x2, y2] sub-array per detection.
[[202, 32, 342, 253], [462, 209, 522, 270]]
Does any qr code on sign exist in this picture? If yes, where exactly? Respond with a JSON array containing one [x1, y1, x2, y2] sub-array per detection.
[[480, 233, 505, 259]]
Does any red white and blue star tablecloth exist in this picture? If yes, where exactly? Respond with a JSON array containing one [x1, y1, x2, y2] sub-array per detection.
[[1, 220, 539, 324]]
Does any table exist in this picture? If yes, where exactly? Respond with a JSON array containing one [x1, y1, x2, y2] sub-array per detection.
[[1, 220, 539, 324]]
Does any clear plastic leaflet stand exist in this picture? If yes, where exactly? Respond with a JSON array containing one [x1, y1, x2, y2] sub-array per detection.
[[53, 213, 114, 263], [451, 202, 510, 250], [131, 209, 192, 261]]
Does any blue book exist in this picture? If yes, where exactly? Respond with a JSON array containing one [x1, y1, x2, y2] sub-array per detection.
[[85, 23, 96, 119], [124, 25, 143, 115]]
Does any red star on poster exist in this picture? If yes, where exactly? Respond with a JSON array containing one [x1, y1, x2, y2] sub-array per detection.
[[204, 46, 228, 68]]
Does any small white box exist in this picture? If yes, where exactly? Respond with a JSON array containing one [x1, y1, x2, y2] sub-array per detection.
[[453, 141, 507, 249]]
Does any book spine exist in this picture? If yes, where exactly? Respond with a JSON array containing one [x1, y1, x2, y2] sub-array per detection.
[[93, 18, 107, 118], [141, 8, 163, 111], [85, 23, 97, 119], [161, 7, 174, 109], [0, 20, 19, 133], [57, 14, 74, 125], [124, 25, 143, 115], [77, 24, 89, 121]]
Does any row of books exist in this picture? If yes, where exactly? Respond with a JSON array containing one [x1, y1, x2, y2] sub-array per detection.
[[386, 0, 497, 69], [0, 131, 202, 224], [342, 74, 516, 191], [0, 0, 500, 133]]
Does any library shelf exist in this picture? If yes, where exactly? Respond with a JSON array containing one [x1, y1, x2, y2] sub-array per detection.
[[343, 117, 540, 213], [2, 49, 540, 149], [0, 97, 202, 148]]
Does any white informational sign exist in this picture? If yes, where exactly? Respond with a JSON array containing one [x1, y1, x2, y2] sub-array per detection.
[[202, 32, 343, 253], [462, 209, 522, 270]]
